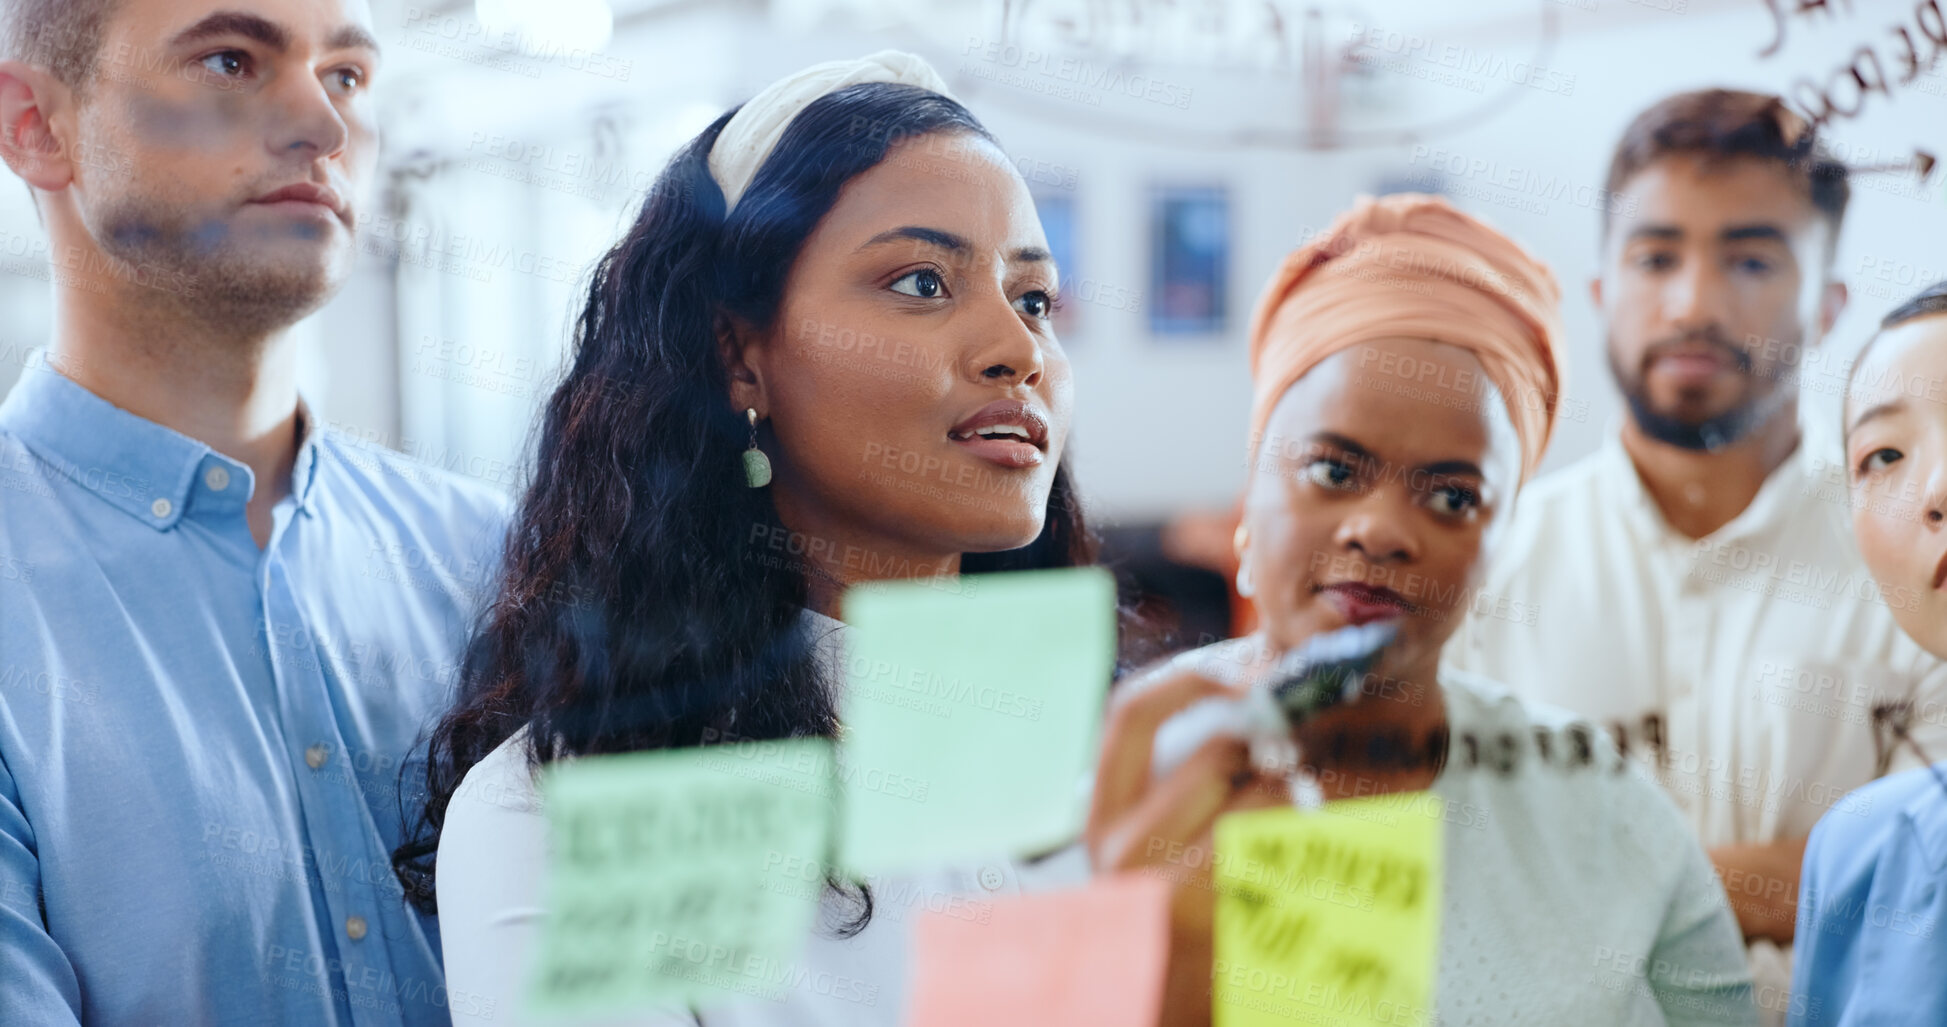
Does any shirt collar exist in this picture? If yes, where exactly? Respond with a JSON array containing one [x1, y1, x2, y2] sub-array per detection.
[[1903, 763, 1947, 873], [0, 351, 324, 530], [1599, 433, 1664, 542], [290, 399, 324, 511], [801, 608, 850, 680], [1598, 424, 1821, 546], [802, 608, 847, 634], [1711, 438, 1813, 542]]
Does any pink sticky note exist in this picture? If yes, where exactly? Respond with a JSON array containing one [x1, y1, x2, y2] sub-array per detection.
[[907, 873, 1172, 1027]]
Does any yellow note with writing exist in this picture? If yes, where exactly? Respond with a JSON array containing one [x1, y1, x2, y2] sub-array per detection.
[[1213, 793, 1443, 1027]]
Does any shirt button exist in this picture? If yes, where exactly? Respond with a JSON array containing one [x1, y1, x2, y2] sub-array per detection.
[[204, 466, 230, 491], [345, 915, 367, 941], [977, 866, 1005, 891], [305, 744, 329, 769], [150, 497, 172, 518]]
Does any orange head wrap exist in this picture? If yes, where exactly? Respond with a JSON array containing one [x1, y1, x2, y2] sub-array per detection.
[[1247, 193, 1565, 483]]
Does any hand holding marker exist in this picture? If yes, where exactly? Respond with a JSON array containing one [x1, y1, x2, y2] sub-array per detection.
[[1149, 622, 1400, 788]]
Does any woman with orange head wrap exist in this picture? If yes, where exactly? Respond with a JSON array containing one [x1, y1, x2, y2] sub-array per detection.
[[1085, 196, 1756, 1025], [1234, 192, 1562, 673]]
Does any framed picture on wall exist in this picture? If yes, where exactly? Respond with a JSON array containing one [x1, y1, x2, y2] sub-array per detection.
[[1032, 191, 1079, 335], [1147, 185, 1229, 338]]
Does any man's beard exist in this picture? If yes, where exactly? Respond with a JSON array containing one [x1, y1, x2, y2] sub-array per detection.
[[90, 189, 346, 336], [1608, 329, 1792, 452]]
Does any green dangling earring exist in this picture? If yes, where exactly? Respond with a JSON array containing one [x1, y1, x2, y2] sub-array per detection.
[[742, 407, 772, 488]]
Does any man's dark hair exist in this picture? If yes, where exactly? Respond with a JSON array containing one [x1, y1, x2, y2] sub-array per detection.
[[0, 0, 121, 92], [1604, 88, 1850, 242]]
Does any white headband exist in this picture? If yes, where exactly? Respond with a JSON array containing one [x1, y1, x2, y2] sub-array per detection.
[[707, 50, 955, 214]]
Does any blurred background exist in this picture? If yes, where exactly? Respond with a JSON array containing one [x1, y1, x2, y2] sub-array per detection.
[[3, 0, 1943, 642]]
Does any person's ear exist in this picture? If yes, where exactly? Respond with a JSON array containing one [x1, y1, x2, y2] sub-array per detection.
[[0, 61, 75, 194], [1587, 275, 1603, 313], [1818, 280, 1848, 339], [716, 312, 771, 417]]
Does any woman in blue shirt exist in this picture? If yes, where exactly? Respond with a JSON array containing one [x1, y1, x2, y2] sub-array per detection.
[[1794, 280, 1947, 1024]]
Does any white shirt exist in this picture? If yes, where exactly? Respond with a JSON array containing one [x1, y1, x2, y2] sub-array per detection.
[[434, 611, 1089, 1026], [1428, 671, 1756, 1026], [1188, 637, 1756, 1026], [1443, 433, 1947, 1019]]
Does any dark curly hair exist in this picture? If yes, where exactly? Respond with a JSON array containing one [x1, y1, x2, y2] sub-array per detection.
[[392, 83, 1121, 921]]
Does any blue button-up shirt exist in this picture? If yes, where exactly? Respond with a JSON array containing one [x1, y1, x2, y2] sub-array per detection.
[[0, 357, 508, 1025], [1793, 762, 1947, 1025]]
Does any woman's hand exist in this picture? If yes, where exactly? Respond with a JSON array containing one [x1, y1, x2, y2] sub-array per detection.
[[1085, 657, 1290, 1027]]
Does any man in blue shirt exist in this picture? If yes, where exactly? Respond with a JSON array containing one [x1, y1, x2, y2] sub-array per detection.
[[0, 0, 508, 1022]]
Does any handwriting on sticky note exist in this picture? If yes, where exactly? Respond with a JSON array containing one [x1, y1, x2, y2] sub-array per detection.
[[907, 873, 1172, 1027], [1213, 793, 1443, 1027], [526, 739, 835, 1019], [837, 567, 1115, 875]]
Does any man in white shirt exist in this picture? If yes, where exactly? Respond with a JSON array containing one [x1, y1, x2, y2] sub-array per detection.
[[1444, 89, 1947, 1023]]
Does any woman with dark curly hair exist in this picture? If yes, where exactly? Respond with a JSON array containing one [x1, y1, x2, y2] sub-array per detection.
[[391, 53, 1193, 1026]]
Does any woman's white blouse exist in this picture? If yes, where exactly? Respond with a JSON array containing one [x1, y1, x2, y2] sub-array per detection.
[[435, 612, 1089, 1026]]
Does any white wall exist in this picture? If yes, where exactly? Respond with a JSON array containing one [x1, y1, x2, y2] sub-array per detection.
[[947, 0, 1947, 519], [3, 0, 1942, 524]]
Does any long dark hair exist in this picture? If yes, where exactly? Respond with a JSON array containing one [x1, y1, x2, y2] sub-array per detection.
[[392, 83, 1109, 913]]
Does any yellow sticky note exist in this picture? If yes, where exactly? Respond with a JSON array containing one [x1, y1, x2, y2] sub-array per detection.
[[1213, 793, 1443, 1027]]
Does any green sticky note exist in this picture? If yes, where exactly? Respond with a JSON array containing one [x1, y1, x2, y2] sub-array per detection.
[[1213, 793, 1444, 1027], [525, 739, 835, 1020], [837, 567, 1115, 876]]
